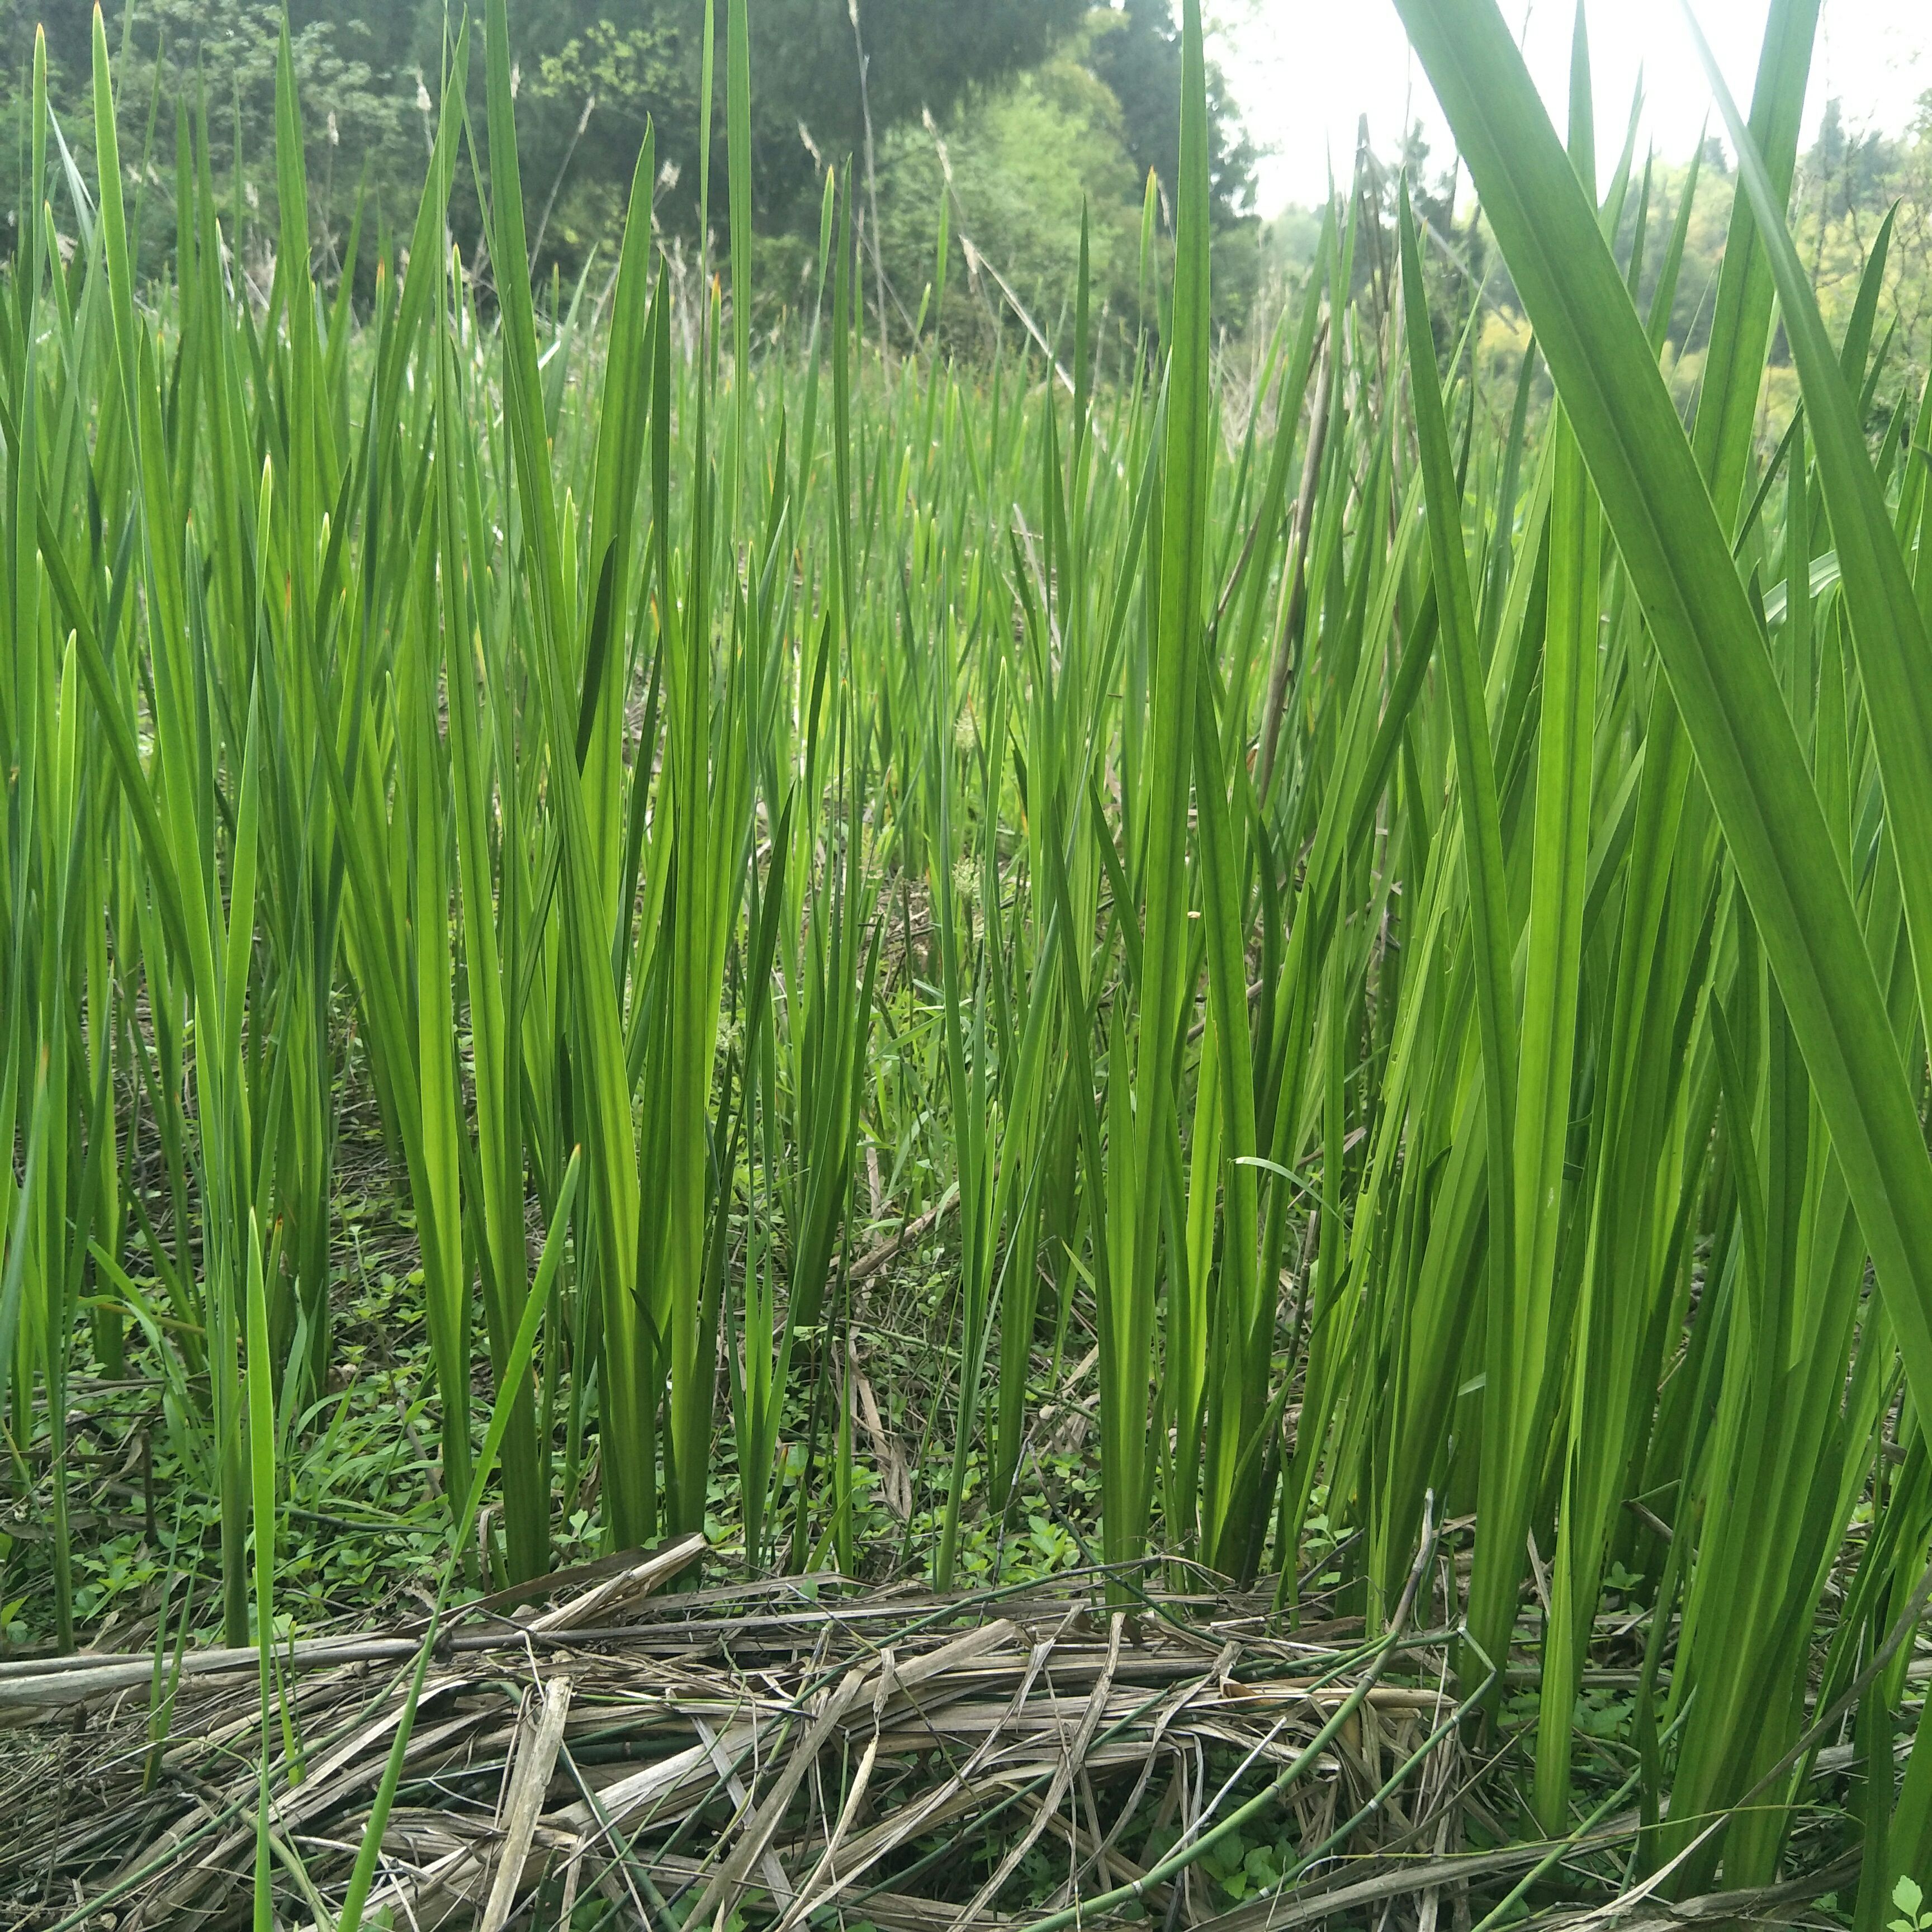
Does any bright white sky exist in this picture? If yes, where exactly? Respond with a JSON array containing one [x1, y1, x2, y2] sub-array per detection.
[[1211, 0, 1929, 216]]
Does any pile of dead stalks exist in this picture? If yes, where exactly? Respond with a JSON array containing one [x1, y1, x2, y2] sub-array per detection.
[[0, 1527, 1518, 1932], [6, 1519, 1888, 1932]]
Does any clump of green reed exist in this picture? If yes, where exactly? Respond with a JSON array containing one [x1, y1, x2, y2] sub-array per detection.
[[6, 0, 1932, 1915]]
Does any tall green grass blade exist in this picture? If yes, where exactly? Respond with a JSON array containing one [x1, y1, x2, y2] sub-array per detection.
[[1394, 0, 1932, 1568]]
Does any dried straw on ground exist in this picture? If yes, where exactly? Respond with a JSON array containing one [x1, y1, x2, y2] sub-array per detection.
[[1, 1538, 1480, 1932]]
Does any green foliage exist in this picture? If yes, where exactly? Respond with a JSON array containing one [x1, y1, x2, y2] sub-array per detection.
[[0, 0, 404, 280], [1892, 1876, 1932, 1932], [873, 39, 1144, 355], [2, 1, 1267, 339], [1085, 0, 1257, 231], [8, 5, 1932, 1925]]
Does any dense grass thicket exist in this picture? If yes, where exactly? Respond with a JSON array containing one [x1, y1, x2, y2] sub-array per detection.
[[9, 0, 1932, 1919]]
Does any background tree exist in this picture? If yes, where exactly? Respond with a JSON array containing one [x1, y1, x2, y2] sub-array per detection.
[[480, 0, 1088, 279], [1085, 0, 1255, 232], [2, 0, 1276, 339]]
